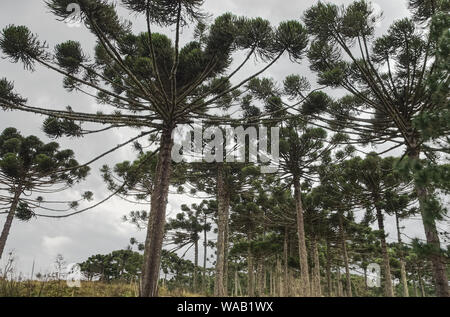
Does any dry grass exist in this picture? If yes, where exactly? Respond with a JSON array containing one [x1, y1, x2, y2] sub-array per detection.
[[0, 279, 206, 297]]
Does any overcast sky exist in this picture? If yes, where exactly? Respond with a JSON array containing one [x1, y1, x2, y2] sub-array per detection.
[[1, 0, 441, 278]]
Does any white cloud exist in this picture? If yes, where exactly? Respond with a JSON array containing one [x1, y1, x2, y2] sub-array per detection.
[[42, 236, 73, 256]]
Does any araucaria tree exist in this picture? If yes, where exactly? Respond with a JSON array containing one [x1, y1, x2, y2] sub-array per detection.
[[0, 127, 90, 259], [303, 0, 449, 296], [0, 0, 308, 297]]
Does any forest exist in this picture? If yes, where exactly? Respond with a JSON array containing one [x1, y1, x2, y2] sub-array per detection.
[[0, 0, 448, 298]]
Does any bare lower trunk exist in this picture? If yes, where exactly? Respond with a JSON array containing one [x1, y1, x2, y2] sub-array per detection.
[[326, 240, 332, 296], [417, 267, 426, 297], [269, 269, 273, 296], [312, 238, 321, 297], [223, 204, 230, 296], [0, 186, 22, 260], [395, 211, 409, 297], [375, 205, 394, 297], [203, 215, 208, 294], [234, 269, 239, 297], [214, 163, 229, 297], [418, 187, 449, 297], [409, 151, 449, 297], [256, 260, 264, 296], [276, 256, 282, 297], [363, 266, 368, 291], [141, 128, 174, 297], [414, 279, 419, 297], [194, 239, 198, 292], [336, 266, 343, 297], [283, 227, 289, 297], [247, 231, 255, 297], [293, 177, 310, 296], [338, 211, 352, 297]]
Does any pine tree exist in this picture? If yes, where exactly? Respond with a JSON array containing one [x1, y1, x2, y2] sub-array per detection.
[[0, 127, 90, 259], [304, 0, 449, 296]]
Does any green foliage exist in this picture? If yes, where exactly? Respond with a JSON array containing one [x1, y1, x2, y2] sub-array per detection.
[[0, 128, 90, 222], [0, 78, 27, 109], [46, 0, 130, 39], [54, 41, 86, 74], [301, 91, 333, 116], [43, 118, 83, 138], [0, 128, 88, 181], [408, 0, 450, 23], [273, 21, 309, 62], [79, 249, 143, 282], [0, 25, 47, 71]]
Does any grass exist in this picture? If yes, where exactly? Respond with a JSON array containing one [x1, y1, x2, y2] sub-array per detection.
[[0, 279, 205, 297]]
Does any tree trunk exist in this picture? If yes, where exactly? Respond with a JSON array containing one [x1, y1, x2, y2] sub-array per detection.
[[256, 259, 264, 296], [203, 214, 208, 294], [283, 227, 289, 297], [247, 230, 255, 297], [214, 163, 229, 296], [413, 279, 419, 297], [417, 267, 426, 297], [409, 151, 449, 297], [223, 199, 230, 296], [395, 211, 409, 297], [312, 237, 321, 297], [326, 240, 332, 296], [293, 177, 310, 296], [0, 184, 22, 260], [269, 268, 273, 296], [336, 266, 343, 297], [141, 127, 174, 297], [277, 256, 282, 297], [363, 266, 368, 291], [194, 239, 199, 292], [338, 211, 352, 297], [234, 269, 239, 297], [374, 205, 394, 297]]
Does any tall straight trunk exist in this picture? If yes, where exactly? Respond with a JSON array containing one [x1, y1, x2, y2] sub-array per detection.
[[413, 279, 418, 297], [336, 266, 343, 297], [256, 259, 264, 296], [338, 211, 352, 297], [326, 240, 332, 296], [312, 237, 321, 297], [234, 269, 239, 297], [293, 177, 310, 296], [238, 270, 243, 296], [276, 256, 282, 297], [269, 268, 273, 296], [409, 150, 449, 297], [141, 128, 174, 297], [247, 230, 255, 297], [194, 239, 199, 292], [223, 202, 230, 296], [0, 185, 22, 260], [214, 163, 229, 296], [263, 263, 267, 295], [374, 205, 394, 297], [283, 227, 289, 297], [203, 214, 208, 294], [417, 265, 426, 297], [395, 211, 409, 297], [363, 266, 368, 291]]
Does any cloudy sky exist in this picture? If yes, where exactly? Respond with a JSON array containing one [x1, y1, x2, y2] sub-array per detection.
[[1, 0, 438, 277]]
